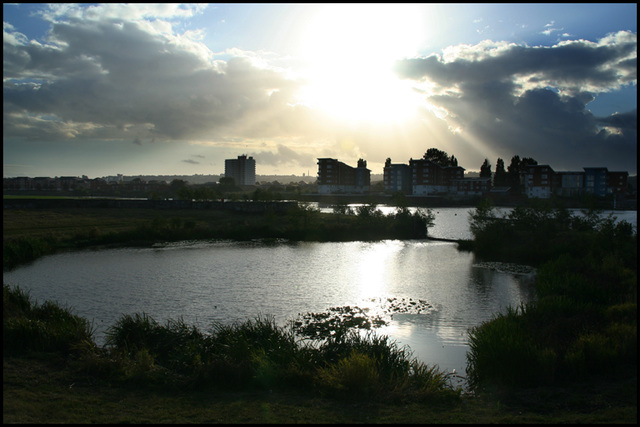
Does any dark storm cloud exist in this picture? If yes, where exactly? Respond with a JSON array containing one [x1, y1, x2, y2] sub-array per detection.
[[3, 15, 312, 143], [394, 32, 637, 172], [396, 32, 636, 90]]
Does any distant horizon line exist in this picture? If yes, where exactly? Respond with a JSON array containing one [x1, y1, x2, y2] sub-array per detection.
[[5, 169, 638, 180], [4, 172, 388, 180]]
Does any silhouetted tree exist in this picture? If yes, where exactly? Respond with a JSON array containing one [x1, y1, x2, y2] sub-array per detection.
[[219, 176, 236, 186], [423, 148, 457, 167], [170, 179, 188, 191], [507, 156, 538, 193], [480, 159, 492, 179], [493, 158, 508, 187], [171, 179, 189, 199]]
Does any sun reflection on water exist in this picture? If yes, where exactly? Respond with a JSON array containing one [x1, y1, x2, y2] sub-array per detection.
[[353, 240, 405, 300]]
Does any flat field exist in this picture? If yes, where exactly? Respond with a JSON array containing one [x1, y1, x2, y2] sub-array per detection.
[[3, 207, 238, 241]]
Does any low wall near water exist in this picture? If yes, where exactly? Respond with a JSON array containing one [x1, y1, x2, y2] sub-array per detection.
[[3, 198, 298, 213]]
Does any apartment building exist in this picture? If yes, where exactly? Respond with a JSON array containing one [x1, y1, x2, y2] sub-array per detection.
[[225, 155, 256, 186], [409, 158, 465, 195], [607, 171, 628, 195], [383, 158, 412, 194], [453, 177, 491, 196], [521, 164, 555, 199], [521, 166, 629, 199], [317, 158, 371, 194], [556, 171, 585, 197]]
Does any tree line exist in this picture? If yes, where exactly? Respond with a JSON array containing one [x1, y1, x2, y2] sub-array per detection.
[[479, 155, 538, 191], [422, 147, 537, 193]]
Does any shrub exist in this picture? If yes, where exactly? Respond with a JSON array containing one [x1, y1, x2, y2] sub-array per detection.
[[564, 333, 618, 377], [105, 313, 208, 374], [400, 360, 454, 399], [208, 315, 299, 365], [466, 305, 555, 389], [315, 350, 381, 397], [316, 330, 412, 382]]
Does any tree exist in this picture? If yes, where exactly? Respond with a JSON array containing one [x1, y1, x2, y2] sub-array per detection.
[[170, 179, 188, 191], [423, 148, 457, 167], [171, 179, 189, 199], [507, 156, 538, 193], [480, 159, 492, 179], [493, 158, 508, 187], [507, 155, 522, 192], [219, 176, 236, 187]]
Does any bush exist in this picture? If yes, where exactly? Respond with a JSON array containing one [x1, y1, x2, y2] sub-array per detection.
[[466, 305, 546, 388], [316, 350, 381, 397], [105, 313, 208, 374]]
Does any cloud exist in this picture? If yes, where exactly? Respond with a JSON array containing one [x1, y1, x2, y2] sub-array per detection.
[[181, 159, 200, 165], [3, 5, 317, 147], [394, 31, 637, 172], [540, 20, 563, 36], [252, 144, 310, 168]]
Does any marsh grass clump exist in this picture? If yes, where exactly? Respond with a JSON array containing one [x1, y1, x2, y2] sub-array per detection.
[[92, 309, 459, 400], [315, 350, 381, 397], [311, 329, 457, 402], [3, 237, 55, 271], [105, 313, 208, 376], [466, 305, 549, 389], [3, 284, 95, 356]]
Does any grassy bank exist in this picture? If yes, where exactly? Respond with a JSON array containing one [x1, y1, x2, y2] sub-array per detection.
[[464, 199, 636, 399], [4, 284, 636, 423], [3, 203, 433, 270]]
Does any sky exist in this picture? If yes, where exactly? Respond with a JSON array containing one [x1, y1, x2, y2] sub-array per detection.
[[3, 3, 637, 178]]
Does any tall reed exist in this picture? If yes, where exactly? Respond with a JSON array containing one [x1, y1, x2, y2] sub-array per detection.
[[3, 284, 95, 356]]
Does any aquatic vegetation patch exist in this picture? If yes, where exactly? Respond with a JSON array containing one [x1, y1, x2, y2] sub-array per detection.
[[291, 297, 435, 340], [366, 296, 435, 317], [292, 305, 387, 339]]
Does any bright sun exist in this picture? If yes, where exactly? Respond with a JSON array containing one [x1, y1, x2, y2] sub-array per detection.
[[294, 4, 428, 125]]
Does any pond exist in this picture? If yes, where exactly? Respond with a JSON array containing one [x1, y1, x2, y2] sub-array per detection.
[[3, 206, 635, 387]]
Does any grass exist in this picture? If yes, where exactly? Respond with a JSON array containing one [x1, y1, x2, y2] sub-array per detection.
[[3, 204, 433, 270], [3, 285, 637, 423], [465, 199, 636, 400], [4, 354, 636, 423], [3, 200, 637, 422]]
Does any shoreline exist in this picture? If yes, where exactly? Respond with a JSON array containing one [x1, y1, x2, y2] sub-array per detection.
[[4, 193, 636, 210]]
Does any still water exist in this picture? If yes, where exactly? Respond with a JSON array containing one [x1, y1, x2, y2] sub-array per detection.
[[3, 207, 636, 382]]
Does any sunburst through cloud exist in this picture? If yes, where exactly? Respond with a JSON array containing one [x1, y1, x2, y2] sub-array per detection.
[[3, 3, 636, 178]]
